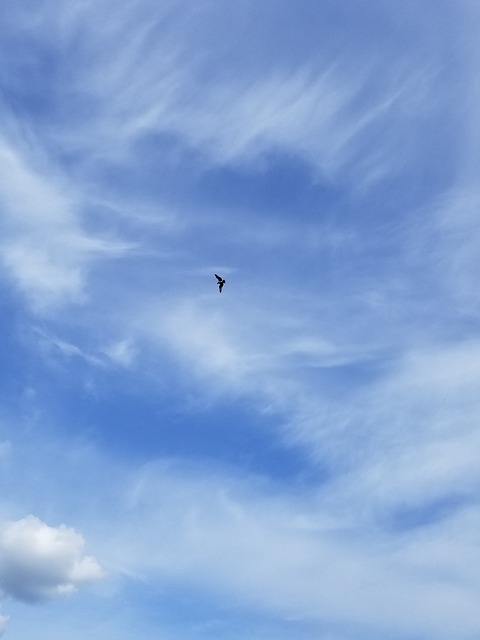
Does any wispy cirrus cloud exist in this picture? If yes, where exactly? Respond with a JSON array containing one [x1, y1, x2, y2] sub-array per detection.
[[0, 135, 134, 311], [3, 408, 480, 638], [2, 1, 480, 638], [2, 0, 443, 186], [81, 456, 480, 640]]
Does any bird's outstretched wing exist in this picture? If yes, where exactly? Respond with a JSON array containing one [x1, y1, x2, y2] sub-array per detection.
[[218, 282, 224, 292], [215, 274, 222, 282]]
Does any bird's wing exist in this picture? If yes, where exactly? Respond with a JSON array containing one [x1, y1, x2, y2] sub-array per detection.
[[215, 274, 222, 282], [219, 282, 224, 292]]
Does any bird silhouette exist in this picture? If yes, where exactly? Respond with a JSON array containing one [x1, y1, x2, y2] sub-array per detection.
[[215, 274, 226, 292]]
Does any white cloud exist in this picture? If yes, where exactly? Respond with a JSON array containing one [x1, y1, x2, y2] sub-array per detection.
[[346, 341, 480, 507], [0, 615, 8, 637], [30, 329, 138, 372], [2, 2, 480, 638], [103, 339, 137, 367], [429, 189, 480, 312], [0, 516, 105, 603], [0, 136, 134, 312], [103, 47, 423, 187], [91, 460, 480, 639], [3, 0, 436, 188], [33, 329, 106, 368]]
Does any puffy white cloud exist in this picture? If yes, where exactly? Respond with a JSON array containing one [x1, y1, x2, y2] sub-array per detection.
[[0, 516, 105, 603]]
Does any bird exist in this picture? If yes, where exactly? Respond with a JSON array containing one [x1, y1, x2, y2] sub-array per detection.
[[215, 274, 226, 292]]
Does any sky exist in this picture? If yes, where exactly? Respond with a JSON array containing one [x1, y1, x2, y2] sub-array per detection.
[[1, 0, 480, 638]]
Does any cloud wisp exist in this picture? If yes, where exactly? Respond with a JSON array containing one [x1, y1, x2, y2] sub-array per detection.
[[0, 135, 134, 312]]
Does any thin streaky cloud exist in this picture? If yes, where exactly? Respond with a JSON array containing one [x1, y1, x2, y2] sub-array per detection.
[[0, 136, 135, 311], [2, 1, 480, 638]]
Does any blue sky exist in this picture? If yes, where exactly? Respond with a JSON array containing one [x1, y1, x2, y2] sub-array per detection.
[[1, 0, 480, 638]]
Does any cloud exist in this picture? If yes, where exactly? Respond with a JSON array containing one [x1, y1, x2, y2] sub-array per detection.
[[0, 135, 134, 312], [2, 1, 480, 638], [0, 616, 7, 637], [0, 516, 105, 603], [91, 459, 480, 639], [102, 339, 138, 367], [427, 189, 480, 312], [1, 0, 438, 188]]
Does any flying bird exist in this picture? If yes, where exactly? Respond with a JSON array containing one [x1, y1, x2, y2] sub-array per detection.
[[215, 274, 226, 292]]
